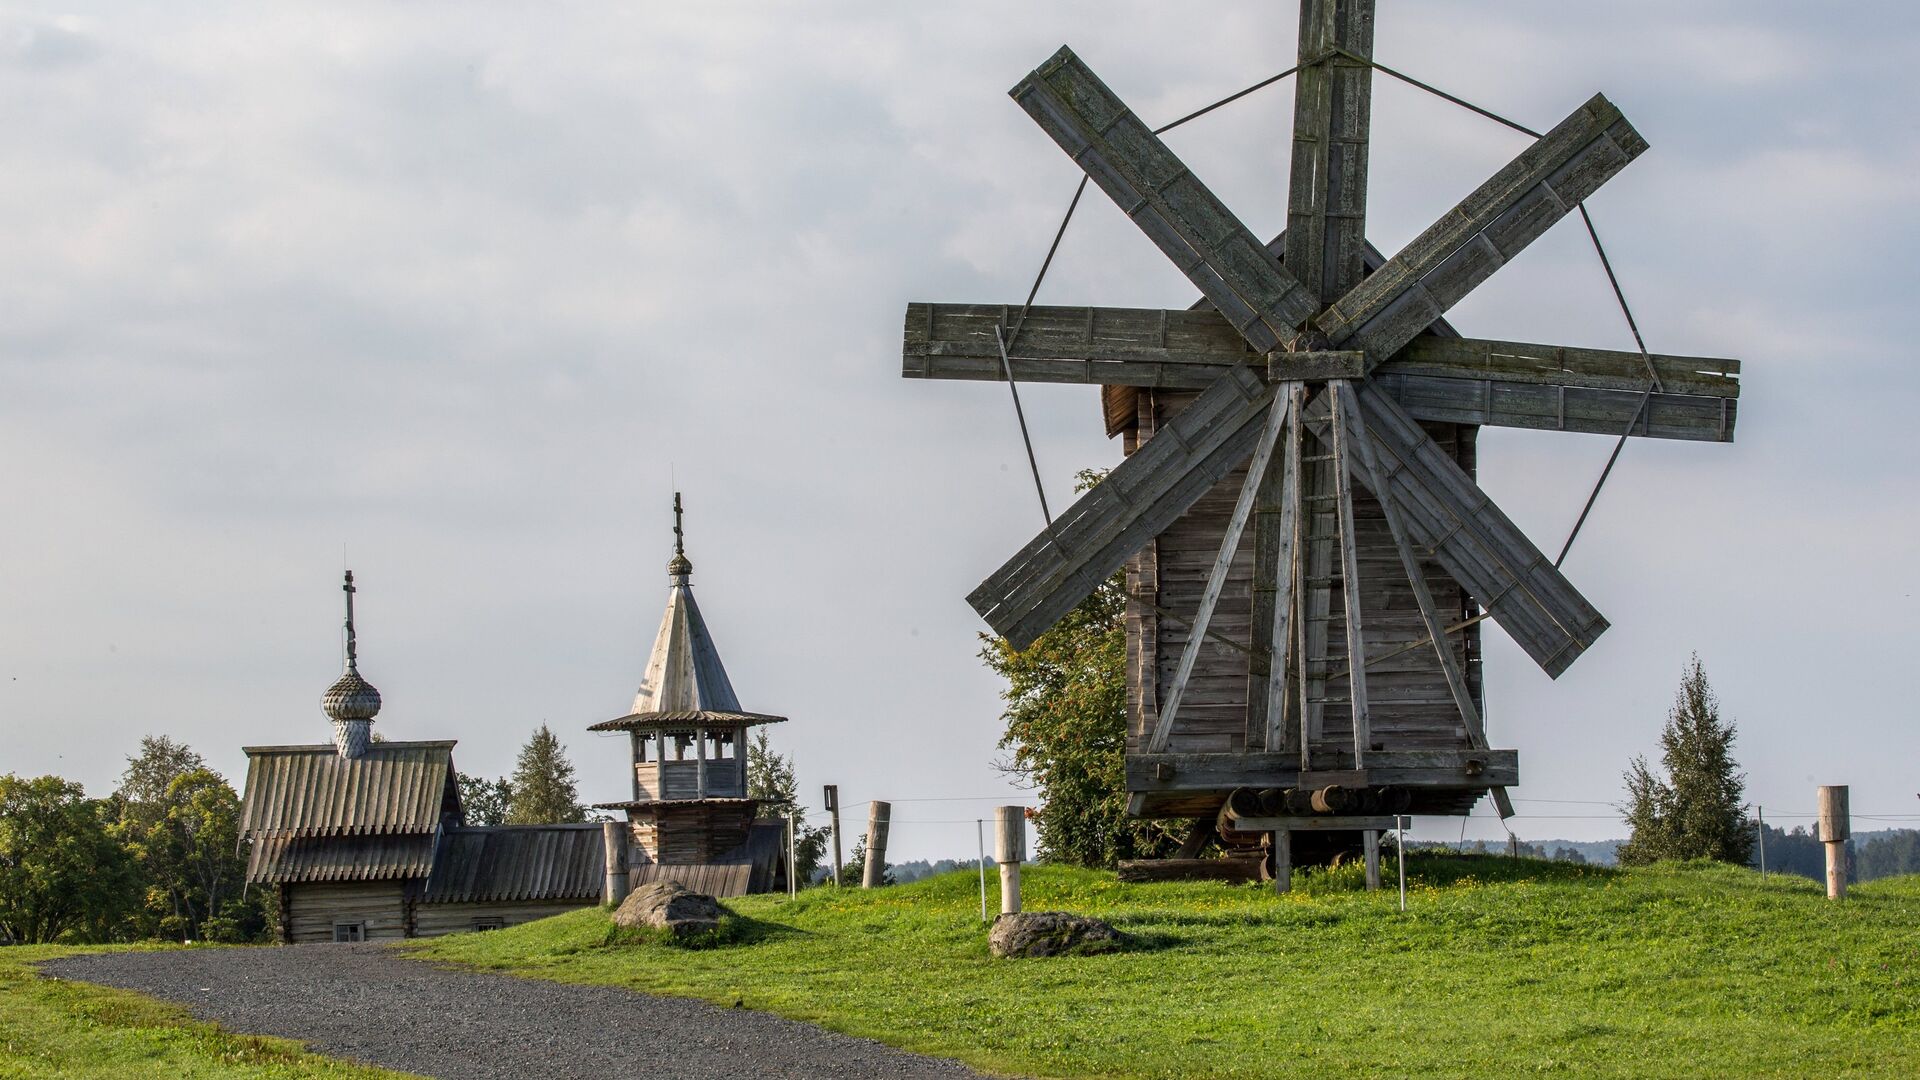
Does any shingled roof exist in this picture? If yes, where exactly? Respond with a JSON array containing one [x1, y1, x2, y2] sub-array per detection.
[[422, 824, 606, 904], [239, 741, 461, 837], [245, 831, 438, 884], [589, 513, 787, 733]]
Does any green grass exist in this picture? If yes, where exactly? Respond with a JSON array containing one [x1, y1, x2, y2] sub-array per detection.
[[0, 945, 412, 1079], [416, 856, 1920, 1079]]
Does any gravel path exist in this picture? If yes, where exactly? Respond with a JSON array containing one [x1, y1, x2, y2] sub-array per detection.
[[41, 944, 993, 1079]]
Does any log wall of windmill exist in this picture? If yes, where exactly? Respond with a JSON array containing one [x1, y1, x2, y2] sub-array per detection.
[[1124, 389, 1484, 760]]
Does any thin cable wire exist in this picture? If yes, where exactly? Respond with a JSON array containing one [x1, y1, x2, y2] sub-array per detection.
[[995, 324, 1055, 531], [1325, 45, 1674, 571], [1152, 63, 1306, 136]]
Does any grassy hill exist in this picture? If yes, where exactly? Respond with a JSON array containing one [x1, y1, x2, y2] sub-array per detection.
[[417, 855, 1920, 1078]]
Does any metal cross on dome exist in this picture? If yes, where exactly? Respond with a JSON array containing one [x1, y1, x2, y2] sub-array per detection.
[[903, 2, 1739, 813]]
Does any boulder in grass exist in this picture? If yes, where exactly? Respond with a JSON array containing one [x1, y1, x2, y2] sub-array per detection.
[[612, 880, 730, 938], [988, 911, 1124, 958]]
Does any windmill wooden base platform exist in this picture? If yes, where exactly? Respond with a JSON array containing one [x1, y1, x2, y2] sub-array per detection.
[[905, 0, 1739, 883]]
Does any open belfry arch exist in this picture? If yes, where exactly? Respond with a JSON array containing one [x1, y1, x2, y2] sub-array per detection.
[[904, 1, 1740, 886]]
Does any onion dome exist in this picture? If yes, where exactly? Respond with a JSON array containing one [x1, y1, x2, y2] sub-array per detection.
[[322, 668, 382, 721]]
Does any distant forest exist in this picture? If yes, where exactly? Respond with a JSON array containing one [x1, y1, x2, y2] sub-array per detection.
[[1441, 827, 1920, 883]]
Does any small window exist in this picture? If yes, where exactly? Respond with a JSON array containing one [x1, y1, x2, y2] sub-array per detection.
[[472, 918, 505, 932], [332, 922, 366, 943]]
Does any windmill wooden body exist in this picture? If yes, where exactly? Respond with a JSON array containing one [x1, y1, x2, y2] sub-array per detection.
[[903, 1, 1740, 884]]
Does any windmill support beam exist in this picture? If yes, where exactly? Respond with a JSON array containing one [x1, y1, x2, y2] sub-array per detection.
[[1326, 381, 1371, 765], [1261, 386, 1305, 755], [1125, 750, 1519, 793], [1340, 387, 1514, 818]]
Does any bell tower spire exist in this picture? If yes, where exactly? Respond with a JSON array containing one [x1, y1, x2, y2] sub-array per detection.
[[667, 491, 693, 583]]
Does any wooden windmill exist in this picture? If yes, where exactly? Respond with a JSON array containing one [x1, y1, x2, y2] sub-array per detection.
[[903, 1, 1740, 886]]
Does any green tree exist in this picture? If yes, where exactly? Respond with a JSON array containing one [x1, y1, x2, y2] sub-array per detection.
[[114, 738, 265, 942], [458, 774, 514, 826], [1618, 656, 1754, 867], [745, 729, 828, 886], [1857, 831, 1920, 882], [116, 735, 206, 809], [126, 769, 257, 942], [506, 724, 587, 824], [0, 775, 139, 943], [980, 471, 1183, 867]]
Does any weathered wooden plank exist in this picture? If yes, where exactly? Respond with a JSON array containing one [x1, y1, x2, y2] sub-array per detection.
[[1371, 371, 1737, 442], [1150, 383, 1294, 752], [1395, 336, 1737, 396], [903, 304, 1737, 396], [1264, 0, 1370, 784], [1125, 749, 1519, 792], [1116, 857, 1264, 883], [1263, 387, 1304, 754], [1286, 0, 1376, 304], [1317, 94, 1647, 363], [1010, 47, 1319, 351], [1327, 381, 1372, 763], [970, 366, 1275, 650], [1229, 815, 1397, 833], [902, 304, 1738, 441]]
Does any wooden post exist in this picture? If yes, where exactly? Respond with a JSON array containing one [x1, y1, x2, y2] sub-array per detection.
[[1755, 805, 1766, 877], [862, 801, 891, 888], [995, 806, 1025, 914], [601, 820, 629, 906], [1363, 830, 1382, 891], [1271, 829, 1292, 894], [630, 733, 644, 801], [695, 726, 708, 799], [823, 784, 842, 886], [1818, 785, 1849, 900], [976, 819, 989, 921], [1396, 816, 1407, 912]]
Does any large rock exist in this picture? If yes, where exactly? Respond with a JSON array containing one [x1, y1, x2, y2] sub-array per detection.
[[612, 880, 730, 938], [988, 911, 1123, 958]]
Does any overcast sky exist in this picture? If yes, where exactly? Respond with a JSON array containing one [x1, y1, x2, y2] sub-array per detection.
[[4, 1, 1916, 860]]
